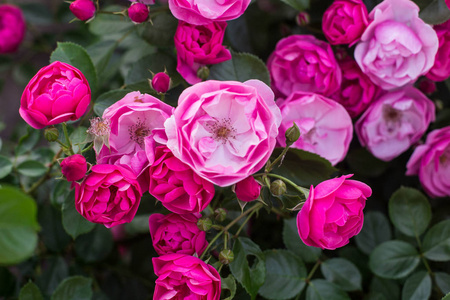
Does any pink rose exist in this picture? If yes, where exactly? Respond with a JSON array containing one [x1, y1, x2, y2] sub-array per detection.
[[168, 0, 251, 25], [426, 20, 450, 82], [75, 164, 142, 228], [355, 86, 435, 161], [0, 4, 25, 54], [447, 0, 450, 9], [153, 254, 221, 299], [165, 80, 281, 187], [19, 61, 91, 129], [267, 35, 342, 98], [151, 72, 171, 94], [60, 154, 87, 182], [277, 91, 353, 166], [174, 21, 231, 85], [235, 176, 261, 202], [322, 0, 369, 45], [69, 0, 96, 21], [297, 174, 372, 250], [406, 126, 450, 198], [331, 58, 378, 118], [128, 2, 149, 24], [148, 213, 208, 256], [149, 146, 215, 214], [354, 0, 438, 90]]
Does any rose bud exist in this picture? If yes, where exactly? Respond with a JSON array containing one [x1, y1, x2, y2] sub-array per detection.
[[44, 127, 59, 142], [296, 11, 310, 26], [0, 4, 26, 54], [214, 208, 227, 222], [219, 249, 234, 265], [270, 180, 286, 196], [60, 154, 88, 182], [235, 176, 261, 202], [128, 3, 149, 24], [150, 72, 171, 94], [69, 0, 96, 21]]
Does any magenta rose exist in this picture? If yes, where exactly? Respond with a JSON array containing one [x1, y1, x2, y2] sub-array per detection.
[[0, 4, 25, 54], [60, 154, 87, 182], [267, 35, 342, 98], [168, 0, 251, 25], [75, 164, 142, 228], [69, 0, 96, 21], [277, 91, 353, 166], [19, 61, 91, 129], [149, 146, 215, 214], [354, 0, 438, 90], [151, 72, 171, 94], [235, 176, 261, 202], [175, 21, 231, 85], [322, 0, 369, 45], [406, 126, 450, 198], [165, 80, 281, 187], [128, 2, 149, 24], [426, 20, 450, 82], [153, 254, 221, 299], [297, 174, 372, 250], [355, 86, 435, 161], [148, 213, 208, 256]]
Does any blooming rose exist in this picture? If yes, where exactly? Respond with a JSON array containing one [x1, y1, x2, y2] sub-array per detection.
[[148, 213, 208, 256], [322, 0, 369, 45], [426, 20, 450, 81], [235, 176, 261, 202], [355, 86, 435, 161], [267, 35, 342, 98], [69, 0, 96, 21], [128, 2, 149, 24], [165, 80, 281, 187], [153, 254, 221, 299], [168, 0, 251, 25], [277, 91, 353, 166], [297, 174, 372, 250], [75, 164, 142, 228], [60, 154, 87, 182], [149, 146, 215, 214], [0, 4, 25, 54], [19, 61, 91, 129], [354, 0, 438, 90], [175, 21, 231, 85], [406, 126, 450, 198]]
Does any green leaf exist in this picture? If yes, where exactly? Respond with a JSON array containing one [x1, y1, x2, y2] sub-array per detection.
[[346, 148, 389, 177], [258, 250, 306, 300], [70, 126, 88, 153], [401, 271, 431, 300], [419, 0, 450, 25], [282, 218, 321, 263], [51, 276, 92, 300], [321, 258, 362, 291], [306, 279, 350, 300], [19, 281, 44, 300], [280, 0, 310, 10], [50, 42, 98, 94], [0, 186, 39, 265], [89, 7, 134, 36], [221, 275, 237, 300], [436, 272, 450, 294], [74, 225, 113, 263], [19, 3, 53, 25], [140, 13, 178, 47], [423, 220, 450, 261], [51, 180, 71, 207], [86, 40, 117, 78], [229, 237, 266, 300], [209, 52, 271, 86], [93, 89, 133, 117], [15, 128, 40, 156], [369, 240, 420, 279], [369, 277, 401, 300], [61, 190, 95, 239], [388, 187, 431, 237], [355, 211, 392, 255], [38, 204, 71, 253], [0, 155, 13, 179], [17, 160, 47, 177], [443, 293, 450, 300], [36, 256, 68, 297]]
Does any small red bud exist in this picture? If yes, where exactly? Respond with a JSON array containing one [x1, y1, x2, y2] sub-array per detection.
[[128, 3, 149, 24], [151, 72, 171, 93], [70, 0, 96, 21], [296, 11, 310, 26]]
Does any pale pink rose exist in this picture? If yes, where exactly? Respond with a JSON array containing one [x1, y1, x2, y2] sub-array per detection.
[[426, 20, 450, 81], [69, 0, 96, 21], [148, 213, 208, 256], [406, 126, 450, 198], [60, 154, 87, 182], [153, 254, 221, 299], [235, 176, 261, 202], [267, 35, 342, 98], [0, 4, 25, 53], [354, 0, 438, 90], [168, 0, 251, 25], [355, 86, 435, 161], [74, 164, 142, 228], [277, 91, 353, 166], [19, 61, 91, 129], [175, 21, 231, 85], [297, 174, 372, 250], [165, 80, 281, 187], [322, 0, 369, 45], [149, 146, 215, 214]]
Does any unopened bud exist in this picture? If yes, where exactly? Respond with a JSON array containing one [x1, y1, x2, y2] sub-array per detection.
[[70, 0, 96, 21], [285, 122, 300, 146], [150, 72, 171, 94], [128, 2, 149, 24], [197, 217, 213, 232], [296, 11, 310, 26], [219, 249, 234, 265], [44, 127, 59, 142], [214, 208, 227, 222], [270, 180, 287, 196], [197, 66, 210, 81]]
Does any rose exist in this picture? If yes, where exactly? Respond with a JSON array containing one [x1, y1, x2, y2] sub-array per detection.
[[406, 126, 450, 198], [174, 21, 231, 85], [0, 4, 26, 54], [148, 213, 208, 256], [297, 174, 372, 250], [168, 0, 251, 25], [276, 91, 353, 166], [151, 72, 171, 94], [19, 61, 91, 129], [426, 20, 450, 82], [354, 0, 438, 90], [267, 35, 342, 98], [128, 2, 149, 24], [69, 0, 96, 21], [153, 254, 221, 299], [234, 176, 261, 202], [322, 0, 369, 45], [60, 154, 87, 182], [75, 164, 142, 228], [355, 86, 435, 161], [165, 80, 281, 187]]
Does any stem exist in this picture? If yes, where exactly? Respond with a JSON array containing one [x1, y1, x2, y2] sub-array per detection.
[[81, 142, 94, 154], [62, 123, 74, 155], [306, 260, 321, 282], [263, 173, 309, 197], [26, 149, 63, 195], [265, 146, 289, 172], [233, 208, 258, 238]]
